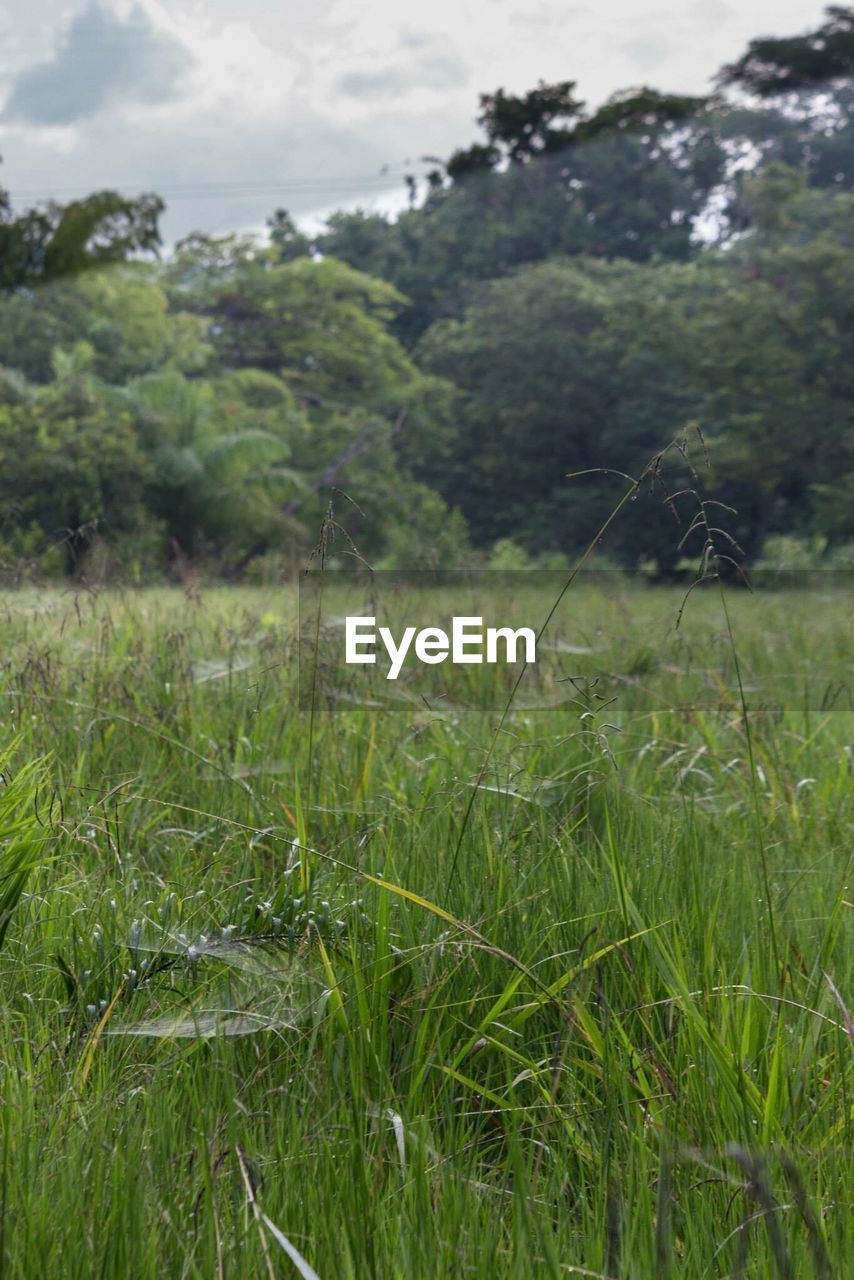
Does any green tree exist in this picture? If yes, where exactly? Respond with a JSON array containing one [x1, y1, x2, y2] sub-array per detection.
[[685, 174, 854, 556], [0, 266, 209, 385], [121, 367, 305, 561], [0, 347, 154, 572], [165, 242, 453, 556], [311, 85, 726, 342], [717, 8, 854, 211], [0, 164, 163, 289], [414, 258, 702, 562], [719, 5, 854, 96], [414, 178, 854, 566], [446, 79, 584, 172], [169, 247, 414, 403]]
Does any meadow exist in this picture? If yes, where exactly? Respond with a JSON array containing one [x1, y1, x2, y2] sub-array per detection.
[[0, 577, 850, 1278]]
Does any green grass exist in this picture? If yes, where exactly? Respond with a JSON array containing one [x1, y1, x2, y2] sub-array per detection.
[[0, 580, 850, 1278]]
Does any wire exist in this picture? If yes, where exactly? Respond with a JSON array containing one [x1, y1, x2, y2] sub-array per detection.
[[4, 168, 433, 202]]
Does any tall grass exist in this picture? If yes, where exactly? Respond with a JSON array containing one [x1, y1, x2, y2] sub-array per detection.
[[0, 745, 49, 951], [0, 578, 849, 1277]]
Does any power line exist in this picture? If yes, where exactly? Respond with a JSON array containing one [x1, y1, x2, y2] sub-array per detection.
[[5, 168, 433, 203]]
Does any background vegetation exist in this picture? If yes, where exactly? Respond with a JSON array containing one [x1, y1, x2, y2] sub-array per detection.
[[1, 7, 853, 580]]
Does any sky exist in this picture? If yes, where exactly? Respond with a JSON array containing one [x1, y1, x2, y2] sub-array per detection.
[[0, 0, 832, 243]]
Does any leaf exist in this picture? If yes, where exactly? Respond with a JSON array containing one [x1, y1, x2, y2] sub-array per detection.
[[0, 748, 50, 952], [260, 1214, 322, 1280]]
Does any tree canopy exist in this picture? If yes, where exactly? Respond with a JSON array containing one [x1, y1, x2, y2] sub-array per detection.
[[719, 5, 854, 97], [0, 169, 163, 289]]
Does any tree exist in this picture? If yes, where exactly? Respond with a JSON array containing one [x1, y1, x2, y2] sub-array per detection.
[[0, 266, 209, 384], [413, 258, 703, 563], [447, 80, 584, 173], [309, 83, 726, 342], [0, 163, 163, 289], [717, 8, 854, 206], [413, 176, 854, 566], [267, 209, 314, 261], [0, 348, 154, 572], [181, 252, 415, 409], [685, 174, 854, 556], [122, 367, 305, 561], [164, 241, 455, 557], [719, 6, 854, 97]]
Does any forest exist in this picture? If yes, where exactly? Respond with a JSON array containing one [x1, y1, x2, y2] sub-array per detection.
[[1, 5, 852, 580]]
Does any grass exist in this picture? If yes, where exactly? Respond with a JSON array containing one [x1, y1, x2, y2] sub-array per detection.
[[0, 578, 850, 1278]]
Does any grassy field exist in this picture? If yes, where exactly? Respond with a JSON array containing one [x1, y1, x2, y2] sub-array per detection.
[[0, 579, 850, 1278]]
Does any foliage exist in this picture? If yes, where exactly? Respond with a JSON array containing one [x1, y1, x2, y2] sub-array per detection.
[[0, 348, 155, 573], [166, 245, 415, 405], [306, 9, 854, 344], [0, 242, 458, 574], [123, 367, 306, 561], [447, 78, 586, 171], [0, 266, 209, 384], [684, 178, 854, 557], [163, 242, 454, 558], [315, 92, 727, 343], [0, 582, 849, 1275], [2, 171, 853, 575], [0, 8, 853, 575], [0, 747, 49, 952], [0, 179, 163, 288], [719, 4, 854, 96], [413, 175, 854, 565]]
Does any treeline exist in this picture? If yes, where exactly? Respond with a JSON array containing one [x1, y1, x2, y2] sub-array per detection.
[[0, 255, 460, 577], [1, 6, 853, 577]]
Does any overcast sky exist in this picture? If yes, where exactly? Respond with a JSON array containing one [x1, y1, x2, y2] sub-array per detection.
[[0, 1, 831, 243]]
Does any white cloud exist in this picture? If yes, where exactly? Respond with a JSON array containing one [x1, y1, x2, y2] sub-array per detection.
[[0, 0, 834, 242]]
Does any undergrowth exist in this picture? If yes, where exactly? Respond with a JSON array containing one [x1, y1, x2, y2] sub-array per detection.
[[0, 562, 850, 1277]]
